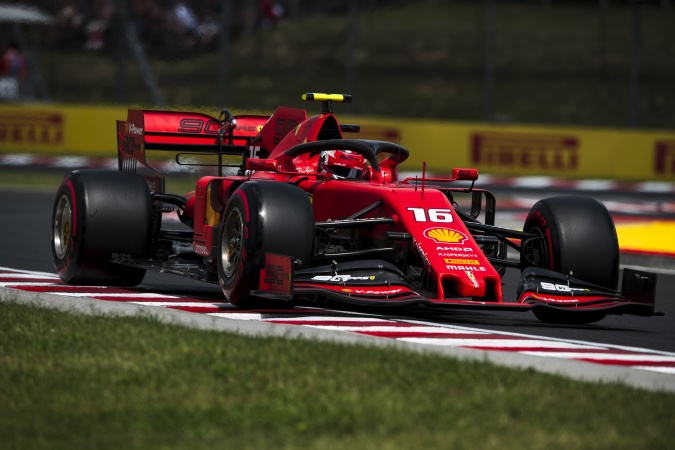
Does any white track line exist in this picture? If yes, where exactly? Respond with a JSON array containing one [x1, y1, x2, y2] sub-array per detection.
[[522, 352, 675, 362], [130, 301, 228, 308], [264, 316, 394, 323], [399, 338, 606, 349], [633, 366, 675, 375], [208, 312, 268, 320], [0, 270, 60, 278], [48, 292, 180, 298]]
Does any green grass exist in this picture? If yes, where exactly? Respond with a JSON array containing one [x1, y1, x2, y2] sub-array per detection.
[[1, 300, 674, 449], [34, 1, 675, 129], [0, 170, 65, 192]]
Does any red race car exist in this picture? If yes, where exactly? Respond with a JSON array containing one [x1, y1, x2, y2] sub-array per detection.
[[51, 93, 657, 324]]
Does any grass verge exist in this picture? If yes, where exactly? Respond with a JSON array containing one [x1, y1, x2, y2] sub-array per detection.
[[1, 300, 673, 449]]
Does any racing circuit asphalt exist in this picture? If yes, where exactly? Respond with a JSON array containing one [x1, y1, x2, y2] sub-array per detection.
[[1, 187, 674, 355]]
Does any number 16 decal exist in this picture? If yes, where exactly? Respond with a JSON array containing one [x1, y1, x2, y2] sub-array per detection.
[[407, 207, 454, 223]]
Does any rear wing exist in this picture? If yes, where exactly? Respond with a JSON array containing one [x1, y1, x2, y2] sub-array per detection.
[[116, 109, 269, 192]]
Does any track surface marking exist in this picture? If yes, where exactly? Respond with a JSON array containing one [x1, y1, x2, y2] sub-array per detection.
[[2, 267, 674, 376]]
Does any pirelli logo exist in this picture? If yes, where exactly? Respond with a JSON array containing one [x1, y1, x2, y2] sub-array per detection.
[[0, 112, 63, 146], [444, 258, 480, 265], [471, 132, 579, 171], [655, 140, 675, 175]]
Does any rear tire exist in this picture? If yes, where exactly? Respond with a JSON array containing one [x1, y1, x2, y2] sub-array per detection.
[[217, 181, 314, 308], [51, 170, 152, 286], [521, 196, 619, 324]]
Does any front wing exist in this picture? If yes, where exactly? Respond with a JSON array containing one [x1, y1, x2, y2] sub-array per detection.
[[280, 260, 656, 318], [114, 255, 656, 319]]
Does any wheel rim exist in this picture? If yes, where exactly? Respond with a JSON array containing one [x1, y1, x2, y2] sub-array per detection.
[[221, 208, 244, 278], [53, 194, 72, 260], [524, 227, 549, 268]]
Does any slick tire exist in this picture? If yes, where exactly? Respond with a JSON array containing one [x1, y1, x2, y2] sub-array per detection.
[[51, 170, 152, 287], [217, 181, 314, 308], [521, 196, 619, 324]]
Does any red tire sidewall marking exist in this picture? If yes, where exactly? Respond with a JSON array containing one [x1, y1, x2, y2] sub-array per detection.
[[527, 209, 556, 270]]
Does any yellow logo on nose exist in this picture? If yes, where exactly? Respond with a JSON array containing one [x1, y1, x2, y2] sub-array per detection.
[[424, 228, 467, 244], [444, 258, 479, 265]]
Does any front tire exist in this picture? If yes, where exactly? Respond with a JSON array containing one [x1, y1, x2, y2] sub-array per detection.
[[521, 196, 619, 324], [51, 170, 152, 286], [217, 181, 314, 308]]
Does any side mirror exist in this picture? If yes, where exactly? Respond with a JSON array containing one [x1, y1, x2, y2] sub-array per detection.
[[246, 159, 278, 171], [452, 168, 478, 181]]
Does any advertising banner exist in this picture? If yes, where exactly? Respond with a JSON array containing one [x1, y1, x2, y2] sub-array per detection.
[[1, 104, 674, 181], [0, 104, 124, 155], [353, 117, 675, 181]]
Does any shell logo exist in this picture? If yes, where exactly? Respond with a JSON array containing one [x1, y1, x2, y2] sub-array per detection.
[[424, 228, 468, 244]]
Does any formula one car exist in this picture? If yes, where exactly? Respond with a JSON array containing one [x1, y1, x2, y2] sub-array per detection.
[[51, 93, 657, 324]]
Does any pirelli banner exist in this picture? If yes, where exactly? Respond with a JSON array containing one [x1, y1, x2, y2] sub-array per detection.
[[0, 104, 674, 181], [0, 104, 124, 156], [350, 117, 675, 181]]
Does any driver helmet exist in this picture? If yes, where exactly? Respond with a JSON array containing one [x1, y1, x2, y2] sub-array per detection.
[[319, 150, 367, 180]]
